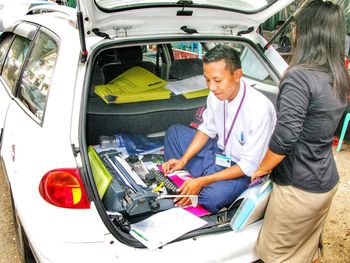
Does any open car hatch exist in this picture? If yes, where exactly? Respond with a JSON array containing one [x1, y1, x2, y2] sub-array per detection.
[[79, 0, 295, 38]]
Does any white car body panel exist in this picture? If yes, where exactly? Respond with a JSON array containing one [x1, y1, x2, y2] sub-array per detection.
[[0, 78, 13, 130], [0, 0, 57, 31], [0, 15, 110, 258], [109, 221, 263, 263]]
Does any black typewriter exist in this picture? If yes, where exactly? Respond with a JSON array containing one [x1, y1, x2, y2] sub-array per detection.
[[90, 147, 174, 218], [150, 168, 178, 195]]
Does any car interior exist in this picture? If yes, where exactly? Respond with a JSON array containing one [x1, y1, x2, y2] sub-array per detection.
[[87, 43, 209, 146]]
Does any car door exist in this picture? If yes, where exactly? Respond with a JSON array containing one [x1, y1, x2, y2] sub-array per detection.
[[0, 24, 37, 149], [0, 22, 37, 165], [0, 32, 15, 143], [1, 24, 59, 207]]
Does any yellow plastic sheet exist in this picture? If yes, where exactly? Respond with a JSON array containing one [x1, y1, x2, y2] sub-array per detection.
[[95, 66, 170, 104], [182, 88, 209, 99]]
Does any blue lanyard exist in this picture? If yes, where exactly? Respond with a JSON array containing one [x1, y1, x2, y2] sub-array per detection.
[[223, 82, 246, 151]]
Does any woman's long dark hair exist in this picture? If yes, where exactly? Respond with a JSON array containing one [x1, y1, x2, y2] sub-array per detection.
[[288, 0, 350, 102]]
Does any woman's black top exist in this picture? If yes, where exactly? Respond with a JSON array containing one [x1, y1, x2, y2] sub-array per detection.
[[270, 68, 347, 193]]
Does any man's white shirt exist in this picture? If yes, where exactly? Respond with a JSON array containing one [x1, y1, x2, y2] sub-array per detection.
[[198, 80, 277, 176]]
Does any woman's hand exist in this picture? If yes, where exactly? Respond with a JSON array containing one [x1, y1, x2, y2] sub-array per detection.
[[251, 168, 271, 182], [251, 149, 285, 182]]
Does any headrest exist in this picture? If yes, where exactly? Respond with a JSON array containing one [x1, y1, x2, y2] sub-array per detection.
[[119, 46, 143, 64], [169, 58, 203, 80]]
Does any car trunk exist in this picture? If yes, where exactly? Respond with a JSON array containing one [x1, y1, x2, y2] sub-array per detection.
[[81, 35, 283, 250]]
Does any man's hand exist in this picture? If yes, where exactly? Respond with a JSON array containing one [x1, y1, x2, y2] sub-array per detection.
[[174, 177, 204, 207], [162, 158, 186, 174]]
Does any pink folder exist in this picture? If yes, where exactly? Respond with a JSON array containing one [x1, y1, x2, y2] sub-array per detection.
[[167, 171, 210, 217]]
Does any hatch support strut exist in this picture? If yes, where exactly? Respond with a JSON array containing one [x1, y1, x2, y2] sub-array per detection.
[[262, 0, 307, 53], [262, 16, 293, 53], [76, 0, 88, 63]]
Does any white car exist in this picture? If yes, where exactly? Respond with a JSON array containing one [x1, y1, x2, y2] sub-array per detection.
[[0, 0, 57, 33], [0, 1, 293, 262]]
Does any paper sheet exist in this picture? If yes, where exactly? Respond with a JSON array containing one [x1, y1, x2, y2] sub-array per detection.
[[166, 75, 207, 95], [130, 208, 207, 250]]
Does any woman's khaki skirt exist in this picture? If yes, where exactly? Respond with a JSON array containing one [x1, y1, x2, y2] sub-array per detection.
[[255, 183, 338, 263]]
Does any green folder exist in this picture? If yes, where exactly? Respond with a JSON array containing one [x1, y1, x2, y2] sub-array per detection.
[[88, 146, 112, 199]]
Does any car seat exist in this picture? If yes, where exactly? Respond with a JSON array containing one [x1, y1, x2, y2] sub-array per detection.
[[90, 64, 105, 97], [103, 46, 156, 83], [169, 58, 203, 80]]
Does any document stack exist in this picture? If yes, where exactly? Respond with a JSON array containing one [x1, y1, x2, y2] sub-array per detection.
[[94, 66, 171, 104]]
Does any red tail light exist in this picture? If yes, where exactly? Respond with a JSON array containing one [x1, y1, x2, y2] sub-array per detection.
[[39, 168, 90, 209]]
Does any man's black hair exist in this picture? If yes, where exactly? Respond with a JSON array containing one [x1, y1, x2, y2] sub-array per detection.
[[203, 44, 241, 73]]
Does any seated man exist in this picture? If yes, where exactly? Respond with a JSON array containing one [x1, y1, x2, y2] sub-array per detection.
[[162, 45, 276, 213]]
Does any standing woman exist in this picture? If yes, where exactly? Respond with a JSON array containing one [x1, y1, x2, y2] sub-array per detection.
[[252, 0, 350, 262]]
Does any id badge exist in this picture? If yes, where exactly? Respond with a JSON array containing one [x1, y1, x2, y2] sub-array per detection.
[[215, 153, 231, 168]]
